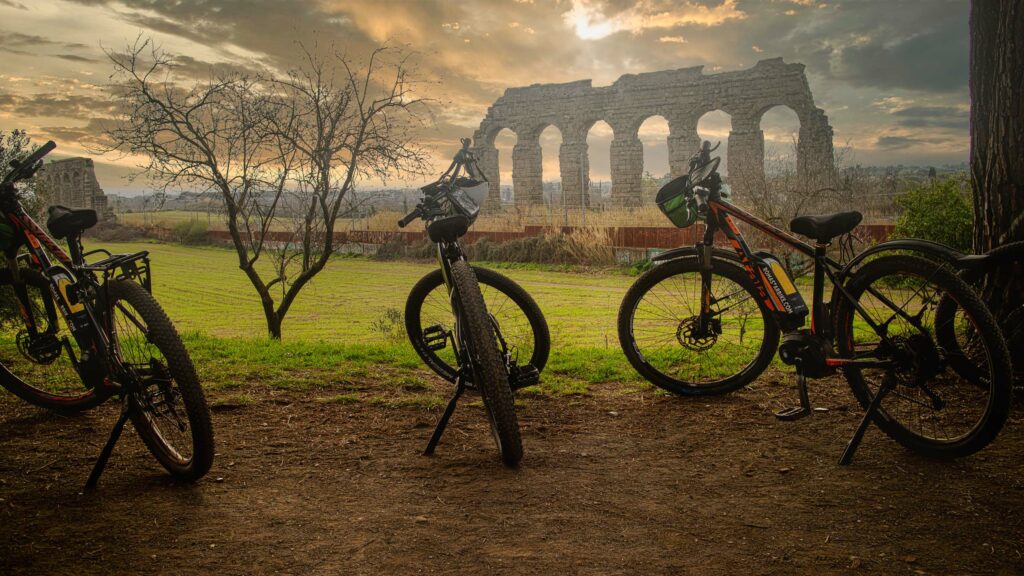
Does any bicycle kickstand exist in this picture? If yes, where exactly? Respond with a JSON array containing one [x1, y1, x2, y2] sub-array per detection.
[[775, 368, 812, 421], [839, 377, 895, 465], [85, 395, 132, 490], [423, 376, 466, 456]]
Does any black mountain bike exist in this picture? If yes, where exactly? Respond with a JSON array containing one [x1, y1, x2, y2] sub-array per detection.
[[399, 138, 550, 466], [618, 141, 1013, 463], [0, 141, 213, 487]]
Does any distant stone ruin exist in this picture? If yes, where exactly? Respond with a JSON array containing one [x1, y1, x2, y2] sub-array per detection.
[[38, 157, 112, 219], [472, 58, 835, 207]]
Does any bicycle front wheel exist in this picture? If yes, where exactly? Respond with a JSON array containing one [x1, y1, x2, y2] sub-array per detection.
[[405, 266, 550, 383], [449, 261, 523, 466], [107, 279, 214, 481], [834, 255, 1012, 458], [618, 256, 779, 395]]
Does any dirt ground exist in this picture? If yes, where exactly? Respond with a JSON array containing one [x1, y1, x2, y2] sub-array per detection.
[[2, 373, 1023, 575]]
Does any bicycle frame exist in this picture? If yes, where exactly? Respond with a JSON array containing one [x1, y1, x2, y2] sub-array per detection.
[[700, 196, 898, 370], [2, 201, 152, 391]]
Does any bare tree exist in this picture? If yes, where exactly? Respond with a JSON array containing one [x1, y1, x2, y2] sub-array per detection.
[[104, 38, 429, 338]]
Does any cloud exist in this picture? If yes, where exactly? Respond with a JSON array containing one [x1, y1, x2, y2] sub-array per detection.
[[891, 106, 969, 130], [0, 92, 116, 120], [0, 0, 973, 178], [563, 0, 746, 40], [875, 135, 922, 150]]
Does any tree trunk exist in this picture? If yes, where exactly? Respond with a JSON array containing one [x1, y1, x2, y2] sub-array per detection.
[[970, 0, 1024, 368], [970, 0, 1024, 252]]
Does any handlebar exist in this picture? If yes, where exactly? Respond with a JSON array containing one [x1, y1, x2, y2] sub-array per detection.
[[2, 140, 56, 188], [397, 207, 423, 228]]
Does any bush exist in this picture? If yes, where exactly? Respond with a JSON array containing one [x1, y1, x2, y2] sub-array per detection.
[[893, 174, 973, 252], [171, 219, 209, 245]]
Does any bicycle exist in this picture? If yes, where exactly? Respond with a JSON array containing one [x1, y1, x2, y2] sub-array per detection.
[[399, 138, 550, 466], [617, 140, 1013, 463], [842, 237, 1024, 389], [0, 141, 213, 487]]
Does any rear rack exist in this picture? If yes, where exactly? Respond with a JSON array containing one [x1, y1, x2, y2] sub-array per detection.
[[81, 249, 152, 292]]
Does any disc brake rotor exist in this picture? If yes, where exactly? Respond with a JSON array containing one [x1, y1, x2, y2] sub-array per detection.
[[676, 316, 718, 352]]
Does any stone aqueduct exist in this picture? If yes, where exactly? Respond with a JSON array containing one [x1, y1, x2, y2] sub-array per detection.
[[471, 58, 835, 207]]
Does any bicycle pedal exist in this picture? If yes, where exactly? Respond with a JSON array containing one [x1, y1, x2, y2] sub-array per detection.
[[775, 406, 811, 421], [509, 364, 540, 391], [422, 325, 450, 352]]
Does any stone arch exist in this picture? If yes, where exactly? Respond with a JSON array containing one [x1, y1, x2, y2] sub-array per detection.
[[637, 115, 671, 200], [758, 104, 801, 176], [537, 124, 563, 206], [473, 123, 516, 207], [473, 58, 834, 208], [584, 120, 614, 206], [696, 109, 733, 175]]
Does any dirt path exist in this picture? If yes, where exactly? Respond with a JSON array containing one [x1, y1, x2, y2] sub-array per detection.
[[2, 375, 1023, 575]]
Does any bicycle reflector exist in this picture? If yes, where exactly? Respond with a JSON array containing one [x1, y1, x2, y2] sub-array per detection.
[[656, 175, 698, 229]]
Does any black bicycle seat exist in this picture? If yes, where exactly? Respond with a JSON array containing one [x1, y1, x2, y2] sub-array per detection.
[[46, 205, 97, 240], [789, 211, 862, 243]]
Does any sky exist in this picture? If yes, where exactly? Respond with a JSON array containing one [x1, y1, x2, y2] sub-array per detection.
[[0, 0, 971, 195]]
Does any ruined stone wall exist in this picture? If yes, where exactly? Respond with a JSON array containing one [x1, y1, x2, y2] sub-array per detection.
[[37, 157, 111, 219], [472, 58, 835, 207]]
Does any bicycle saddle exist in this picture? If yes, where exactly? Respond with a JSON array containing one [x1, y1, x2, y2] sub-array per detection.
[[789, 211, 862, 243], [46, 204, 97, 240]]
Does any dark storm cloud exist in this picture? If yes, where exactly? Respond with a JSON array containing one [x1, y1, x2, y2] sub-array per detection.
[[892, 106, 969, 130], [831, 19, 968, 92], [875, 135, 922, 150]]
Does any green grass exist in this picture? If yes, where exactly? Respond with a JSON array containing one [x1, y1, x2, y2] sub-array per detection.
[[86, 241, 646, 395], [1, 240, 928, 402]]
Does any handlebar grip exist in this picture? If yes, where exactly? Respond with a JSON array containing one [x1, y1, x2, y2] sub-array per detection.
[[397, 208, 421, 228], [22, 141, 56, 169]]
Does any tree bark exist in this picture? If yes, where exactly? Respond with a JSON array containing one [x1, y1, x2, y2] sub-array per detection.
[[970, 0, 1024, 252]]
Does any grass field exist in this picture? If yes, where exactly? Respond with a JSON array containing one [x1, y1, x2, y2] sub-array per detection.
[[80, 241, 648, 395], [0, 240, 934, 403]]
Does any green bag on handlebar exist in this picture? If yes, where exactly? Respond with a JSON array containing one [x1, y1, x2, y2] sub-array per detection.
[[655, 175, 698, 229]]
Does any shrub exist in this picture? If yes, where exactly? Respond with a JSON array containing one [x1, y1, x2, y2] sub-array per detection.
[[893, 174, 973, 252], [170, 219, 209, 245]]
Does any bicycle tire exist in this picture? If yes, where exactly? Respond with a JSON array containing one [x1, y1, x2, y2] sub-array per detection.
[[449, 261, 523, 466], [935, 241, 1024, 388], [0, 267, 104, 412], [618, 256, 780, 396], [107, 279, 214, 481], [405, 266, 550, 383], [834, 255, 1012, 458]]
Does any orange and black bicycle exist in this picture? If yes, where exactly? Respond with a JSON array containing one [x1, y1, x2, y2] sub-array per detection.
[[0, 141, 213, 487], [617, 141, 1012, 463]]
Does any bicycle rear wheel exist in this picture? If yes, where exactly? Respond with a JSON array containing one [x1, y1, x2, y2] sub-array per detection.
[[834, 255, 1012, 458], [935, 241, 1024, 388], [0, 267, 103, 412], [107, 279, 214, 481], [449, 261, 522, 466]]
